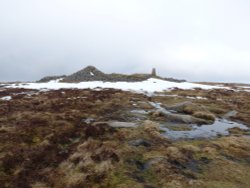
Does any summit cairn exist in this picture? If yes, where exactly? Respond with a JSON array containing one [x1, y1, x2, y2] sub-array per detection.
[[62, 66, 109, 82], [38, 66, 185, 83], [151, 68, 157, 77]]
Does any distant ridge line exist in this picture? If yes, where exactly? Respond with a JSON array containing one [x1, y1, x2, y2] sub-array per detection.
[[37, 66, 186, 83]]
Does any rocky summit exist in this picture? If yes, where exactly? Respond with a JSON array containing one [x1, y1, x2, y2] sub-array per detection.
[[62, 66, 109, 82], [37, 75, 66, 83], [38, 66, 186, 83]]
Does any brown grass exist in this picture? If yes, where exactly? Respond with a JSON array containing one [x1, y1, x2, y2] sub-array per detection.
[[1, 87, 250, 187]]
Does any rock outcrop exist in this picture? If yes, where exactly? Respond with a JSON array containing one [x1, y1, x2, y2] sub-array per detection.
[[62, 66, 109, 82], [38, 65, 186, 83], [37, 75, 66, 83], [62, 66, 152, 82]]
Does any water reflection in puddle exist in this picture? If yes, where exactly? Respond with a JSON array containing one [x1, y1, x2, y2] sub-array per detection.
[[133, 101, 250, 139], [161, 119, 249, 140]]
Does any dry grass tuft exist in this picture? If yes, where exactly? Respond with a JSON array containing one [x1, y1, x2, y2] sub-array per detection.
[[193, 111, 216, 121]]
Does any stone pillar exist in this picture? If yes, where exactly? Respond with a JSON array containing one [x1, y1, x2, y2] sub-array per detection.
[[151, 68, 156, 77]]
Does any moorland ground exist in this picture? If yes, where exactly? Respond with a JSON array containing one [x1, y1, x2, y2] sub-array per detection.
[[0, 87, 250, 188]]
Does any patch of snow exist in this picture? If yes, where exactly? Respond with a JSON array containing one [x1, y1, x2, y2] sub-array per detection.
[[238, 86, 250, 89], [186, 96, 208, 100], [149, 101, 172, 114], [82, 118, 95, 124], [154, 94, 179, 97], [39, 89, 50, 92], [1, 96, 12, 100], [106, 121, 138, 128], [196, 96, 207, 100], [154, 94, 207, 100], [131, 109, 148, 115], [48, 78, 63, 83], [67, 97, 87, 100], [90, 72, 94, 76], [5, 78, 223, 93]]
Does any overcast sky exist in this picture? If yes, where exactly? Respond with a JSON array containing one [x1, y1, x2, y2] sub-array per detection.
[[0, 0, 250, 83]]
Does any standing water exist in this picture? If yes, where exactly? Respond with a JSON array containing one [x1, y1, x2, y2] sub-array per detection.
[[160, 118, 249, 140], [148, 102, 249, 140]]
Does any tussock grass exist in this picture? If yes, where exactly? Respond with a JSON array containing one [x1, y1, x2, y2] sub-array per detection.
[[1, 88, 250, 187]]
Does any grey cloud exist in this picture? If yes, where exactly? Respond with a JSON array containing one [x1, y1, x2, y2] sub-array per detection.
[[0, 0, 249, 83]]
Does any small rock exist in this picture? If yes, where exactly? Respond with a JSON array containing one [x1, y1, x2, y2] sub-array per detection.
[[107, 121, 138, 128], [128, 139, 151, 147]]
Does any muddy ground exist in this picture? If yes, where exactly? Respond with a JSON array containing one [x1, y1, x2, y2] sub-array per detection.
[[0, 88, 250, 188]]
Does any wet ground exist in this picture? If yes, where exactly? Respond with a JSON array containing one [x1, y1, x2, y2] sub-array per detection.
[[130, 101, 249, 140], [161, 119, 249, 140], [0, 87, 250, 187]]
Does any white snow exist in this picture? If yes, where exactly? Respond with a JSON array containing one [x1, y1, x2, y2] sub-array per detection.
[[67, 97, 88, 100], [154, 93, 208, 100], [186, 96, 208, 100], [48, 78, 63, 83], [90, 72, 94, 76], [240, 86, 250, 89], [5, 78, 222, 93], [1, 96, 12, 100]]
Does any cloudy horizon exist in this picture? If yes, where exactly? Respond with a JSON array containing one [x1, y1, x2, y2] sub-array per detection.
[[0, 0, 250, 83]]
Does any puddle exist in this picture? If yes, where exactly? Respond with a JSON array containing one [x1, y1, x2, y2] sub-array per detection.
[[129, 109, 149, 122], [148, 102, 172, 114], [148, 101, 249, 140], [160, 119, 249, 140]]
